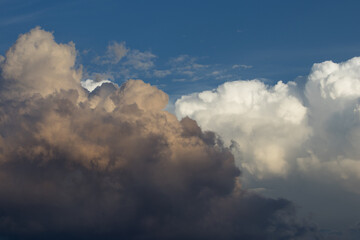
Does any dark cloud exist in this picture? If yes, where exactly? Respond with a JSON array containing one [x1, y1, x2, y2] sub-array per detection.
[[0, 27, 318, 240]]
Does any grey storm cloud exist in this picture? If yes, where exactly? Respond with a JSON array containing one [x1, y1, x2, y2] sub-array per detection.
[[0, 28, 318, 239]]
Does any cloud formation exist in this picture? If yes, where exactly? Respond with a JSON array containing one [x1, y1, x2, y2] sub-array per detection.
[[175, 57, 360, 193], [0, 28, 316, 239], [300, 57, 360, 192], [0, 27, 83, 99], [99, 41, 129, 64], [176, 80, 310, 178]]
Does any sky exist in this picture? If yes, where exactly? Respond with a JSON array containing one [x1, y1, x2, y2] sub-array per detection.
[[1, 0, 360, 239]]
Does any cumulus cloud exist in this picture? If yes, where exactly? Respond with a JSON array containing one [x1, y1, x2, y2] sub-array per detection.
[[300, 57, 360, 192], [0, 27, 83, 99], [176, 80, 310, 178], [0, 28, 316, 239], [175, 56, 360, 195]]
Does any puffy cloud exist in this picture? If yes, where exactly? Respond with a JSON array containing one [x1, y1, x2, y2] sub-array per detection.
[[0, 27, 83, 99], [175, 56, 360, 197], [175, 56, 360, 237], [299, 57, 360, 192], [0, 28, 316, 239], [176, 80, 310, 178]]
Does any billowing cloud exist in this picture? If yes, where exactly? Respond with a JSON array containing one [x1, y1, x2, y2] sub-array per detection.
[[176, 80, 310, 178], [0, 27, 83, 99], [300, 57, 360, 192], [0, 28, 316, 239], [175, 56, 360, 193]]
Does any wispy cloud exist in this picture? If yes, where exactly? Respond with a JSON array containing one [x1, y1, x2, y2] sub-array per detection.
[[124, 49, 156, 70], [232, 64, 253, 69], [0, 8, 46, 26], [94, 41, 129, 65]]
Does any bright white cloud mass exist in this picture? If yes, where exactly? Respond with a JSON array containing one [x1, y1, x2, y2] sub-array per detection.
[[175, 57, 360, 193], [176, 80, 310, 178]]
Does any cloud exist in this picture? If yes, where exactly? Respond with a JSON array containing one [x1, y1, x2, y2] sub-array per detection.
[[104, 41, 129, 64], [94, 41, 129, 65], [153, 69, 171, 78], [80, 79, 113, 92], [299, 57, 360, 192], [0, 28, 316, 239], [232, 64, 253, 69], [176, 80, 310, 178], [0, 27, 83, 99], [176, 56, 360, 195], [124, 49, 156, 70], [93, 41, 156, 75]]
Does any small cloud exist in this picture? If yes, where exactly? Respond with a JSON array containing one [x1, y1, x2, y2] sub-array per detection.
[[107, 41, 128, 64], [81, 79, 113, 92], [81, 49, 91, 55], [232, 64, 253, 69], [125, 49, 156, 70], [153, 69, 171, 78], [170, 54, 190, 64], [97, 41, 129, 65], [94, 41, 129, 65], [192, 63, 208, 69]]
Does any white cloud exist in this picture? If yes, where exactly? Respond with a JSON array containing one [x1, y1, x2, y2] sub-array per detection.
[[80, 79, 113, 92], [175, 56, 360, 192], [298, 57, 360, 191], [232, 64, 253, 69], [176, 80, 310, 178]]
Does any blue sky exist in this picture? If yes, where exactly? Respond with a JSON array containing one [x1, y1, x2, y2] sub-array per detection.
[[2, 0, 360, 97]]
